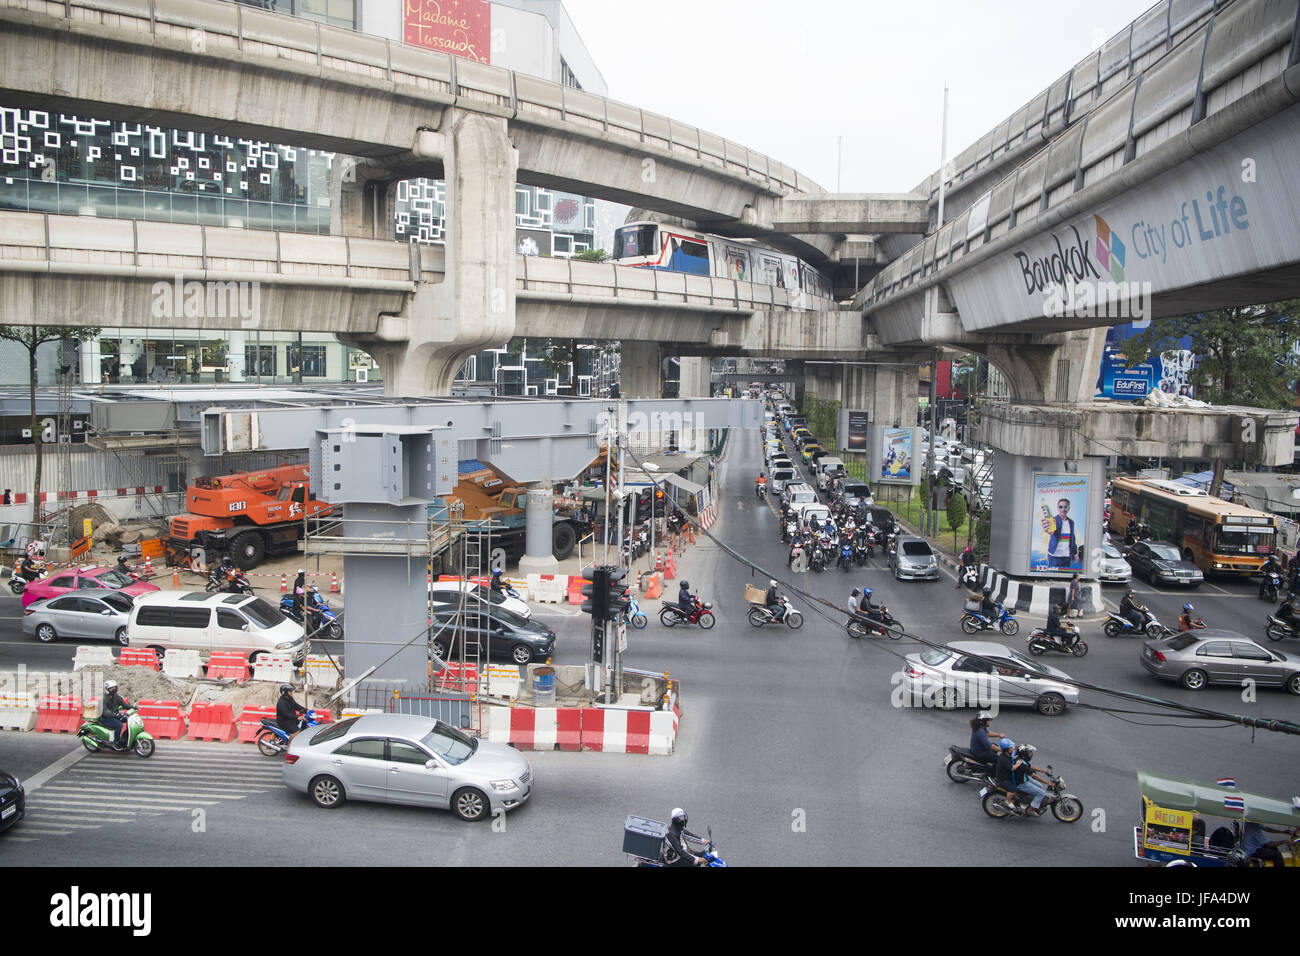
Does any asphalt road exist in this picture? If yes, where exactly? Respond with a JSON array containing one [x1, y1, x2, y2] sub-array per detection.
[[2, 426, 1298, 866]]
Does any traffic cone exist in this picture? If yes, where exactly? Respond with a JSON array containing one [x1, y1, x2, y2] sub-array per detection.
[[330, 572, 340, 593], [172, 568, 180, 587], [664, 552, 676, 581], [655, 551, 663, 573], [144, 556, 153, 576], [280, 573, 288, 593], [645, 574, 662, 599]]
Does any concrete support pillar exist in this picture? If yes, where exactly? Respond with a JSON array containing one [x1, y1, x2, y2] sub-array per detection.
[[619, 341, 663, 399], [979, 328, 1107, 404], [78, 336, 101, 385], [518, 483, 559, 576], [329, 159, 400, 240], [344, 110, 517, 398], [866, 364, 917, 429], [677, 356, 710, 398], [226, 330, 247, 383]]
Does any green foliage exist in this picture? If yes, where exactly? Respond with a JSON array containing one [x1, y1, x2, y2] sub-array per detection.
[[974, 511, 991, 561], [946, 490, 968, 533], [573, 249, 610, 262], [1122, 300, 1300, 408]]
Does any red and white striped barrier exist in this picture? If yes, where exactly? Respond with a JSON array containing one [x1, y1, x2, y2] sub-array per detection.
[[7, 486, 164, 505], [699, 504, 718, 531], [486, 705, 675, 755]]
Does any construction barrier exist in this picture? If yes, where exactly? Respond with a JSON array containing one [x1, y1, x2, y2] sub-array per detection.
[[0, 691, 37, 731], [162, 649, 203, 680], [72, 646, 116, 671], [486, 665, 522, 700], [35, 695, 82, 734], [527, 573, 564, 603], [251, 653, 295, 683], [118, 648, 160, 671], [137, 700, 187, 740], [556, 707, 582, 751], [435, 662, 478, 692], [205, 652, 251, 681], [302, 654, 342, 689], [663, 552, 677, 581], [644, 574, 662, 599], [567, 577, 586, 605], [583, 708, 652, 754], [485, 705, 672, 755], [236, 705, 276, 744], [648, 711, 676, 756], [188, 701, 237, 742]]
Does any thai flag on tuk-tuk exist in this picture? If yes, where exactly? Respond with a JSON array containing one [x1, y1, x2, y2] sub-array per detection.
[[1223, 795, 1246, 812], [1216, 777, 1237, 789]]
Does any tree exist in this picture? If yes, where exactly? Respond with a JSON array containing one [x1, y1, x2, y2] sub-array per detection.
[[1123, 300, 1300, 495], [946, 488, 968, 550], [573, 249, 610, 263], [0, 326, 102, 524]]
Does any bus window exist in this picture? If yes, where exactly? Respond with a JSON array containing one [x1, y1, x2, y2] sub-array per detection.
[[1212, 527, 1274, 555]]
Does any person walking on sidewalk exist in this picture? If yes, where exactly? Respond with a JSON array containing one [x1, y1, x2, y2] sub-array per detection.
[[1067, 574, 1081, 619]]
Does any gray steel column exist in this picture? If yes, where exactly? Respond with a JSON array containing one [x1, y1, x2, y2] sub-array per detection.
[[518, 483, 559, 575]]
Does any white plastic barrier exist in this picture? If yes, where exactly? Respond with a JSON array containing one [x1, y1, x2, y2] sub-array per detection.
[[486, 665, 521, 700], [526, 573, 565, 603], [72, 646, 116, 671], [251, 653, 295, 683], [0, 691, 38, 731], [648, 710, 677, 756], [162, 649, 203, 680], [302, 654, 342, 689]]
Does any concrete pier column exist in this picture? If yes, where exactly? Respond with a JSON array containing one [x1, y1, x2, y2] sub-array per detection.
[[677, 357, 711, 398], [518, 483, 560, 576], [344, 110, 517, 398], [867, 364, 917, 428], [619, 342, 664, 399], [78, 336, 102, 385]]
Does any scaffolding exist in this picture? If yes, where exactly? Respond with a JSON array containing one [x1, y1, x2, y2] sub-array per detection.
[[299, 505, 510, 734]]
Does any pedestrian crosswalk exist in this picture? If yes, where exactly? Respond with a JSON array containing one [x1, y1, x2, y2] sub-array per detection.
[[7, 743, 286, 843]]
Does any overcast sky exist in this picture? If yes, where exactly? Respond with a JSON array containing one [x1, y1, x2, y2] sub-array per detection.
[[563, 0, 1158, 194]]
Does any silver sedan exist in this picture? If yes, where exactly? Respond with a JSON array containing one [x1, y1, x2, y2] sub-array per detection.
[[899, 641, 1081, 716], [283, 713, 533, 821], [23, 591, 134, 645], [1141, 630, 1300, 695]]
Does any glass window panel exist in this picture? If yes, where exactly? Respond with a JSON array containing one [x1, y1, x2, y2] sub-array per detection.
[[170, 192, 197, 224], [27, 180, 58, 214]]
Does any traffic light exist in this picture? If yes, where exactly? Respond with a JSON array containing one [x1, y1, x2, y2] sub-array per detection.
[[605, 566, 630, 619], [581, 565, 608, 622]]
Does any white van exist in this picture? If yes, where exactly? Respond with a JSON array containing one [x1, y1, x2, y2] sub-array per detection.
[[815, 456, 846, 491], [127, 591, 306, 665]]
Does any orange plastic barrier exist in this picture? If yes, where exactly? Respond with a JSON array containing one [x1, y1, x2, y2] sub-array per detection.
[[118, 648, 160, 671], [188, 701, 237, 742], [236, 705, 277, 743], [36, 695, 82, 734], [205, 652, 251, 681], [137, 700, 187, 740], [644, 574, 662, 599]]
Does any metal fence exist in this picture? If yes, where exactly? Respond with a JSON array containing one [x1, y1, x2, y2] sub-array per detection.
[[342, 680, 476, 732]]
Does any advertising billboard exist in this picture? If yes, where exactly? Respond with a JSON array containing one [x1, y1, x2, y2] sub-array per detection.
[[403, 0, 491, 63], [879, 428, 913, 484], [1029, 474, 1089, 575], [836, 409, 871, 453]]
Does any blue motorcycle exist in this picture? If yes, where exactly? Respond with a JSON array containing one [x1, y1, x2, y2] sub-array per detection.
[[837, 540, 855, 572], [626, 596, 647, 630], [1103, 609, 1170, 638], [255, 711, 322, 757], [628, 829, 727, 867], [960, 603, 1019, 636], [280, 586, 342, 640]]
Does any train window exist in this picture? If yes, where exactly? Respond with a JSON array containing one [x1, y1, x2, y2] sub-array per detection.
[[614, 224, 657, 259], [670, 238, 711, 275]]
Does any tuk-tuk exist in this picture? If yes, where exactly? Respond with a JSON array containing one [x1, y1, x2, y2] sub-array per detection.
[[1134, 770, 1300, 867]]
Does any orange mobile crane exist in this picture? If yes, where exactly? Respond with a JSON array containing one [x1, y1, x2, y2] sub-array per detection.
[[165, 465, 332, 569]]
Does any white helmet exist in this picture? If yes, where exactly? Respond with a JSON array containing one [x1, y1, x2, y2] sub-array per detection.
[[769, 579, 777, 588], [104, 680, 118, 692], [670, 807, 687, 826]]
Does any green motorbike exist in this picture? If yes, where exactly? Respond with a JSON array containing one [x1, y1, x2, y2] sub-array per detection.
[[76, 708, 155, 758]]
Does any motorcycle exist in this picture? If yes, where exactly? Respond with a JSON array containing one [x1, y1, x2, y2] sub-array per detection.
[[944, 745, 995, 784], [1103, 609, 1170, 639], [255, 711, 322, 757], [279, 586, 343, 640], [782, 518, 797, 544], [809, 545, 827, 573], [7, 565, 45, 595], [846, 606, 901, 640], [837, 540, 855, 572], [1265, 612, 1298, 642], [1027, 625, 1088, 657], [659, 599, 716, 629], [958, 565, 980, 591], [628, 827, 727, 868], [1260, 570, 1282, 603], [979, 768, 1083, 822], [960, 603, 1019, 636], [747, 598, 804, 630], [625, 596, 648, 630], [76, 707, 155, 758], [756, 481, 767, 500], [853, 536, 870, 567], [206, 568, 254, 595]]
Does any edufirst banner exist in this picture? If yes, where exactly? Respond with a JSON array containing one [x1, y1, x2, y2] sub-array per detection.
[[1029, 474, 1088, 575], [404, 0, 491, 63]]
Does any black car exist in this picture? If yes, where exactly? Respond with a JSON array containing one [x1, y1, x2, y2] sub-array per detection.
[[428, 606, 556, 665], [1123, 540, 1204, 587], [0, 770, 25, 834], [865, 506, 898, 535]]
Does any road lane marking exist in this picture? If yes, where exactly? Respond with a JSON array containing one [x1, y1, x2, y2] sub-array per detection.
[[23, 747, 87, 793]]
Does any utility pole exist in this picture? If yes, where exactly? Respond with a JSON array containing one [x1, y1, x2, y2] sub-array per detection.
[[925, 84, 949, 539]]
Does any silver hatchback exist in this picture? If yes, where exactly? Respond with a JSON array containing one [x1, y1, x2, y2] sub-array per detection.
[[283, 713, 533, 821], [891, 536, 940, 581], [23, 591, 134, 645]]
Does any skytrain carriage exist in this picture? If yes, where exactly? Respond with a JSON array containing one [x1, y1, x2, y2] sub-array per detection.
[[612, 220, 832, 301]]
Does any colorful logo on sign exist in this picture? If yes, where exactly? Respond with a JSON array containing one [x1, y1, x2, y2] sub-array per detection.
[[1094, 215, 1125, 283]]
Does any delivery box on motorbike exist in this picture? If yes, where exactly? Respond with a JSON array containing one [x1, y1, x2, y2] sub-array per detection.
[[127, 591, 306, 665]]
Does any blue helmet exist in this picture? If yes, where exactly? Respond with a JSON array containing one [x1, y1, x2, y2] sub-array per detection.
[[862, 587, 873, 598], [1183, 603, 1194, 612], [999, 738, 1015, 751]]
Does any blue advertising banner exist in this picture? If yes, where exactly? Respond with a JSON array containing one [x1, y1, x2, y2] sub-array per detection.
[[1029, 474, 1089, 575], [1097, 351, 1157, 399], [880, 428, 913, 483]]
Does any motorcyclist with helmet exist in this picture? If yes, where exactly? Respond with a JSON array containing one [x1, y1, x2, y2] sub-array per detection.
[[957, 545, 977, 589], [276, 683, 310, 738], [755, 472, 767, 499], [1119, 589, 1147, 632], [1178, 603, 1205, 631], [1275, 596, 1300, 638], [100, 679, 131, 749], [978, 587, 1000, 620], [1045, 602, 1077, 647], [660, 808, 708, 867], [968, 711, 1005, 768], [677, 580, 699, 620], [858, 586, 885, 633], [1260, 554, 1282, 598], [764, 579, 786, 622], [994, 739, 1052, 814], [17, 551, 44, 585]]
